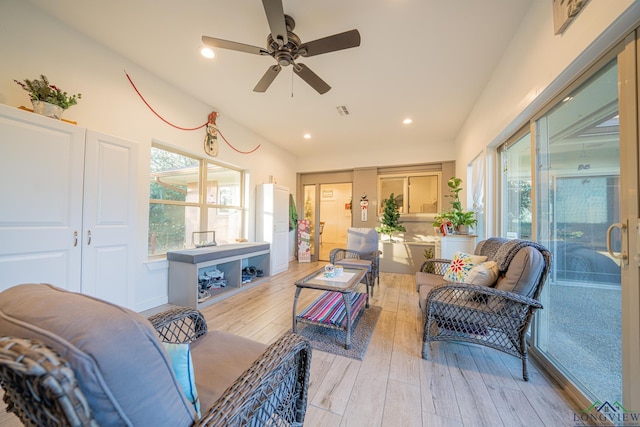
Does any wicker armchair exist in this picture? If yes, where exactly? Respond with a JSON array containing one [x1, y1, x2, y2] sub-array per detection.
[[418, 238, 551, 381], [330, 227, 381, 287], [0, 284, 311, 426]]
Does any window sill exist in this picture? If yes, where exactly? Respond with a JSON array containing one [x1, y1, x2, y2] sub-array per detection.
[[144, 258, 168, 271]]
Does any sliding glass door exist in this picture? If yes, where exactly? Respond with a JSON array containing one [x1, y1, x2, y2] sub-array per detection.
[[535, 57, 622, 402], [498, 37, 640, 407]]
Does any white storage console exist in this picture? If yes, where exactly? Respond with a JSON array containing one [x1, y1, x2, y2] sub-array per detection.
[[168, 242, 270, 308], [435, 235, 477, 260]]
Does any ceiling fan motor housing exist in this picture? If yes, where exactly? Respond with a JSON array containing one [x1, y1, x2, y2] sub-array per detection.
[[267, 31, 301, 66]]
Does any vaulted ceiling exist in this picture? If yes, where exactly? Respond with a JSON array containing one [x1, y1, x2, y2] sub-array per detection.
[[26, 0, 531, 157]]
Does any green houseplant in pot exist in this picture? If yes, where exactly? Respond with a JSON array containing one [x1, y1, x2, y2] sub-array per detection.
[[437, 177, 477, 234], [14, 74, 81, 120], [376, 192, 406, 241]]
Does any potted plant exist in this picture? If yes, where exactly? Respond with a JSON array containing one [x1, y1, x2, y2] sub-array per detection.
[[438, 177, 477, 234], [376, 192, 406, 241], [14, 74, 81, 119], [432, 213, 448, 234]]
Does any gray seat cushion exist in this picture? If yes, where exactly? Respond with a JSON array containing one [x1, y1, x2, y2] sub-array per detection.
[[191, 330, 267, 410], [416, 272, 447, 313], [416, 271, 447, 292], [0, 284, 195, 426], [494, 246, 544, 298]]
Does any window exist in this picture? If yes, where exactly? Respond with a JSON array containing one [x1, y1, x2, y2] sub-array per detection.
[[378, 173, 440, 215], [148, 145, 246, 256], [468, 154, 485, 240], [500, 131, 532, 240]]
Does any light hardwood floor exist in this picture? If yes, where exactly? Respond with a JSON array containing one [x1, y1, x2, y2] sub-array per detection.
[[1, 261, 580, 426]]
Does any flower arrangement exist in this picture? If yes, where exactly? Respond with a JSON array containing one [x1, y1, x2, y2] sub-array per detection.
[[14, 74, 81, 109]]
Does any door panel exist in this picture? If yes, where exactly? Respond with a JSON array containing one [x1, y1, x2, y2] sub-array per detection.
[[535, 59, 622, 402], [0, 104, 85, 292], [82, 130, 138, 308], [619, 30, 640, 409]]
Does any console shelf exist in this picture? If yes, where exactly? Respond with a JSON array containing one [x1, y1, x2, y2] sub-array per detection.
[[167, 243, 270, 309]]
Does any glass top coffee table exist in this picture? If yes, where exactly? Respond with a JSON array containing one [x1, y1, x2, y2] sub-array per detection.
[[292, 266, 369, 349]]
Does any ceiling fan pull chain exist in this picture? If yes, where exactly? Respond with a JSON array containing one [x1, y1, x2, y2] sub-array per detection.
[[291, 69, 294, 98]]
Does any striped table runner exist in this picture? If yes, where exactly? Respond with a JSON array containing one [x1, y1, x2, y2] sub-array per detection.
[[298, 291, 367, 327]]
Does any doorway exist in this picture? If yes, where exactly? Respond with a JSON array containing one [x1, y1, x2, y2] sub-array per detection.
[[319, 183, 352, 260]]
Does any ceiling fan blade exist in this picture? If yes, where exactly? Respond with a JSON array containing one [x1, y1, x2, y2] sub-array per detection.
[[253, 65, 282, 92], [202, 36, 269, 56], [294, 63, 331, 94], [262, 0, 288, 46], [299, 29, 361, 57]]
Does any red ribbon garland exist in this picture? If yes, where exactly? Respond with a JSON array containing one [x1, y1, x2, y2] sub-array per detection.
[[125, 71, 261, 154]]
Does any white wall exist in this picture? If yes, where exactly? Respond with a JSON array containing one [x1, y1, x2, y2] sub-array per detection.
[[0, 0, 298, 311], [455, 0, 638, 211]]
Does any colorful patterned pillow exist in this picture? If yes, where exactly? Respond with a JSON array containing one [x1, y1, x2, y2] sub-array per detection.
[[443, 252, 488, 283]]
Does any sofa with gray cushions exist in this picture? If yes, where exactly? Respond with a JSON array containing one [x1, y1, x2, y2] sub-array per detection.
[[0, 283, 311, 426], [416, 238, 551, 381]]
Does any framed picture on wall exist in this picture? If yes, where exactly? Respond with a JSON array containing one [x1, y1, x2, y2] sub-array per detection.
[[553, 0, 590, 35]]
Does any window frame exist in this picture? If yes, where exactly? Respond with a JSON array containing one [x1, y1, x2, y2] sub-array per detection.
[[149, 143, 246, 257], [377, 172, 441, 217]]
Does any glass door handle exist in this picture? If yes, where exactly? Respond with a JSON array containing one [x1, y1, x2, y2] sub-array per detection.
[[606, 222, 627, 263]]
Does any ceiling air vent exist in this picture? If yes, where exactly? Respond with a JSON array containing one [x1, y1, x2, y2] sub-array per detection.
[[336, 105, 351, 116]]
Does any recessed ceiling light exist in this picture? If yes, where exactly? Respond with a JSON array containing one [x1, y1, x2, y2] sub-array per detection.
[[403, 118, 412, 124], [200, 47, 215, 59], [303, 133, 311, 139]]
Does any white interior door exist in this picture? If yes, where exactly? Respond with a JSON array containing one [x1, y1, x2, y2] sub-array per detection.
[[0, 105, 85, 292], [81, 130, 138, 308]]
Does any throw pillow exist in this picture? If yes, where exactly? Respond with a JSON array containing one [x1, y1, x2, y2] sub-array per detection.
[[465, 261, 499, 287], [443, 252, 488, 283], [163, 342, 201, 418]]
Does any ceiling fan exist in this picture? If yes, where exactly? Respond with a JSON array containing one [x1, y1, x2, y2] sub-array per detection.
[[201, 0, 361, 94]]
